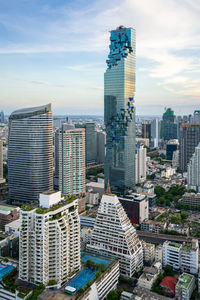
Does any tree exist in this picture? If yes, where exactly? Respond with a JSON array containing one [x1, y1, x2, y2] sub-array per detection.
[[163, 265, 173, 276], [107, 290, 119, 300], [188, 189, 196, 193], [181, 213, 187, 220], [155, 186, 165, 198]]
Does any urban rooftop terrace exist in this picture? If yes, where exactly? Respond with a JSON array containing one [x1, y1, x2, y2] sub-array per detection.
[[21, 194, 78, 214]]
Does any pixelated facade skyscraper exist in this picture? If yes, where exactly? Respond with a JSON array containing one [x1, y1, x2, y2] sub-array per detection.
[[104, 26, 136, 194]]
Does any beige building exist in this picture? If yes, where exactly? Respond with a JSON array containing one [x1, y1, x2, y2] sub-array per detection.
[[138, 267, 158, 290], [142, 241, 155, 265]]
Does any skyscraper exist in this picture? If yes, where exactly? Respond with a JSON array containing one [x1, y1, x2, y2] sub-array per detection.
[[135, 142, 147, 183], [151, 118, 161, 148], [55, 127, 85, 196], [8, 104, 53, 204], [0, 111, 5, 123], [161, 108, 177, 141], [104, 26, 136, 194], [142, 122, 151, 139], [179, 123, 200, 172], [188, 143, 200, 192], [75, 122, 97, 165]]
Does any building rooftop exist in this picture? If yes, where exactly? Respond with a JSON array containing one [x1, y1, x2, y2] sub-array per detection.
[[160, 276, 177, 292], [10, 104, 51, 117], [5, 218, 20, 230], [0, 205, 19, 215], [176, 273, 194, 290], [86, 182, 104, 189], [166, 241, 182, 248]]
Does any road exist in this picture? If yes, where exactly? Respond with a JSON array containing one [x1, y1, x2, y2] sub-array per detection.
[[137, 231, 195, 244]]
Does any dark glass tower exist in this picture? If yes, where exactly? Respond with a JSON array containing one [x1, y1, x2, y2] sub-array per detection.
[[8, 104, 53, 204], [104, 26, 136, 194]]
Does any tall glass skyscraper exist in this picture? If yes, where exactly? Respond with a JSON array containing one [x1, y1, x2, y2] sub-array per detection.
[[104, 26, 136, 194], [8, 104, 53, 204]]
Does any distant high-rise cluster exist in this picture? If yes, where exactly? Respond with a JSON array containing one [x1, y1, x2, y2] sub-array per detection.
[[8, 104, 53, 204], [104, 26, 136, 194]]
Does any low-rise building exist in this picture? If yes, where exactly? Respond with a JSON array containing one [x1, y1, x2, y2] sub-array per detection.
[[120, 291, 136, 300], [138, 266, 158, 290], [5, 219, 20, 236], [181, 239, 199, 275], [86, 190, 100, 206], [167, 223, 189, 236], [142, 241, 155, 265], [175, 273, 195, 300], [163, 240, 199, 274], [155, 245, 163, 263], [160, 276, 177, 296], [141, 220, 166, 233], [180, 193, 200, 208], [163, 241, 182, 270], [85, 182, 104, 197], [0, 205, 20, 230]]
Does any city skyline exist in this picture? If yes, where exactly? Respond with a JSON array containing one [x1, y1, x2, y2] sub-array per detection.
[[1, 0, 200, 115]]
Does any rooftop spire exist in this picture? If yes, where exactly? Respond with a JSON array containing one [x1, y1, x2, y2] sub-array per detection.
[[106, 179, 111, 195]]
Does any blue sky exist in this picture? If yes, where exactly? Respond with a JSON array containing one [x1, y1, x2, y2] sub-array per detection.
[[1, 0, 200, 115]]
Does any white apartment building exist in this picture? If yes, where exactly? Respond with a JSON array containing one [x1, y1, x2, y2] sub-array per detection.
[[136, 143, 147, 183], [181, 239, 199, 275], [163, 241, 182, 270], [19, 191, 81, 288], [175, 273, 195, 300], [55, 128, 85, 196], [87, 194, 143, 277], [163, 240, 199, 274], [142, 241, 155, 265]]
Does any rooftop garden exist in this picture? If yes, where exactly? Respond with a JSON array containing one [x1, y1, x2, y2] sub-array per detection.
[[177, 273, 193, 289], [22, 195, 78, 214]]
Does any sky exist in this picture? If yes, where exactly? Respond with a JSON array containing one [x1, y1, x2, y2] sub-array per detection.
[[0, 0, 200, 116]]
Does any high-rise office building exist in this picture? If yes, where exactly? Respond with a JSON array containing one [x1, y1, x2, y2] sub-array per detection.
[[87, 193, 143, 277], [135, 142, 147, 183], [0, 111, 5, 123], [151, 118, 161, 148], [19, 191, 80, 287], [166, 140, 178, 160], [55, 127, 85, 196], [161, 108, 177, 141], [194, 111, 200, 123], [142, 122, 151, 139], [188, 143, 200, 192], [104, 26, 136, 194], [96, 130, 106, 163], [8, 104, 53, 204], [179, 123, 200, 172], [75, 122, 97, 165], [0, 140, 3, 181]]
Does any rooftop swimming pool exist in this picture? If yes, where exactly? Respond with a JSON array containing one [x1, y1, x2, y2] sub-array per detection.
[[65, 253, 113, 293], [66, 268, 96, 291], [0, 265, 14, 279]]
